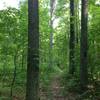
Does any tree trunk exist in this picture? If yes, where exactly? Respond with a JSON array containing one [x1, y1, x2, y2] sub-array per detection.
[[26, 0, 39, 100], [69, 0, 75, 74], [75, 0, 80, 44], [10, 53, 17, 99], [49, 0, 56, 67], [80, 0, 88, 90]]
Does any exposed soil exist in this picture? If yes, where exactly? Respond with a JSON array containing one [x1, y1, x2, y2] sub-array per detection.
[[40, 74, 78, 100]]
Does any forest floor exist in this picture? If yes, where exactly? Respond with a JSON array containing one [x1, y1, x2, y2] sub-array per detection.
[[0, 71, 99, 100], [0, 75, 78, 100], [40, 71, 100, 100], [40, 72, 78, 100]]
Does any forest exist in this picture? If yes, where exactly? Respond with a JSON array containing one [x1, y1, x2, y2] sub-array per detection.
[[0, 0, 100, 100]]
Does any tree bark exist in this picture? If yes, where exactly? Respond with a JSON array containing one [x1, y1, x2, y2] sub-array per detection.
[[75, 0, 79, 44], [69, 0, 75, 74], [49, 0, 56, 67], [80, 0, 88, 90], [26, 0, 39, 100]]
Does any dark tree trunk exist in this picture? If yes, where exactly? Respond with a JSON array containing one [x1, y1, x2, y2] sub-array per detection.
[[80, 0, 88, 90], [26, 0, 39, 100], [69, 0, 75, 74], [75, 0, 79, 44]]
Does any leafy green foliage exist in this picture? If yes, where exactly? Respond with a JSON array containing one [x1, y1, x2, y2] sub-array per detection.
[[0, 0, 100, 99]]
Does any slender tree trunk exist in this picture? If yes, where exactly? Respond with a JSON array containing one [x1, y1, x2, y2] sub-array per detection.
[[21, 50, 24, 70], [69, 0, 75, 74], [26, 0, 39, 100], [10, 54, 17, 99], [80, 0, 88, 90], [75, 0, 79, 44], [49, 0, 55, 67], [50, 0, 54, 49]]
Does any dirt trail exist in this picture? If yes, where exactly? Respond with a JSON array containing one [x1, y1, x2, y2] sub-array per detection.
[[40, 74, 77, 100], [50, 75, 66, 100]]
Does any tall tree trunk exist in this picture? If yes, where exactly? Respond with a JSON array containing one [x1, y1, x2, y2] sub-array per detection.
[[69, 0, 75, 74], [26, 0, 39, 100], [75, 0, 79, 44], [80, 0, 88, 90], [74, 0, 80, 71], [49, 0, 56, 67]]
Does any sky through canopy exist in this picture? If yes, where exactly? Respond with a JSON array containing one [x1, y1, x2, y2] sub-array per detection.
[[0, 0, 20, 10]]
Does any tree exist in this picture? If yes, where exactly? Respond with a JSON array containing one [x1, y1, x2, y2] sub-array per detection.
[[69, 0, 75, 74], [80, 0, 88, 90], [49, 0, 56, 67], [26, 0, 39, 100]]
